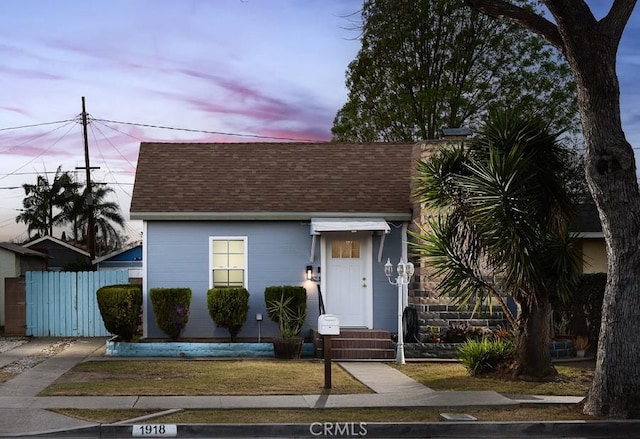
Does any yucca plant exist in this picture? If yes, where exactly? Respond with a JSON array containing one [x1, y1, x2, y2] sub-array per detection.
[[411, 110, 581, 380], [458, 337, 514, 376]]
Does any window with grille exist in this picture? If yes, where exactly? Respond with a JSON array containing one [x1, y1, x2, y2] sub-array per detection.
[[209, 237, 247, 288], [330, 240, 361, 259]]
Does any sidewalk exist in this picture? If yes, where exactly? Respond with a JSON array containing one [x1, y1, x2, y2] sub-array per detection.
[[0, 338, 584, 437]]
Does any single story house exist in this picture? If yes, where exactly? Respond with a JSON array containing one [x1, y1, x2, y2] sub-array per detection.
[[130, 142, 415, 340], [0, 242, 48, 327], [572, 204, 606, 274], [23, 236, 91, 271], [94, 243, 143, 280]]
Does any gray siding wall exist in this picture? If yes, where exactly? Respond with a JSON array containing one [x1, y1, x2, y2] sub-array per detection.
[[373, 225, 404, 333], [145, 220, 405, 338]]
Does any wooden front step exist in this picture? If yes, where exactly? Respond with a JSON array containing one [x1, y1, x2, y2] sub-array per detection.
[[312, 329, 395, 361]]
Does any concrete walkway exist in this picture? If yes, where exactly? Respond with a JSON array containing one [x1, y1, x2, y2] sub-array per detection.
[[0, 337, 584, 437]]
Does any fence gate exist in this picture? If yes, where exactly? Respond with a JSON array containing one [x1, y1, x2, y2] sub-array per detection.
[[25, 270, 129, 337]]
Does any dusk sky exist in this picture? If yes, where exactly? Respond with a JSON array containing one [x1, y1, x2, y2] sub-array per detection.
[[1, 1, 639, 243]]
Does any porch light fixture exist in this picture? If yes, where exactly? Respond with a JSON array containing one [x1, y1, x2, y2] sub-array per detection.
[[306, 265, 321, 282], [384, 258, 414, 364]]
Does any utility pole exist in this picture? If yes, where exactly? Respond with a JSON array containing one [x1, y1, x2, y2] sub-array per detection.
[[80, 97, 97, 267]]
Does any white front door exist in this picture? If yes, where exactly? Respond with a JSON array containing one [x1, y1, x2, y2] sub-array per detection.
[[322, 234, 372, 328]]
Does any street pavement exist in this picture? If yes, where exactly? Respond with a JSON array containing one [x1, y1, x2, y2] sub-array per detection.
[[0, 337, 632, 438]]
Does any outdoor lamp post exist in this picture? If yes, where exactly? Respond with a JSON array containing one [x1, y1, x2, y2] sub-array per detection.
[[384, 258, 414, 364]]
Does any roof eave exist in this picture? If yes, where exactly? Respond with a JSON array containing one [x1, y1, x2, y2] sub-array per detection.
[[572, 232, 605, 239], [130, 211, 413, 222]]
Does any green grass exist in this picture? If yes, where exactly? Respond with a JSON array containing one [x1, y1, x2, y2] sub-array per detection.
[[40, 360, 371, 396], [48, 359, 597, 424], [395, 361, 594, 396]]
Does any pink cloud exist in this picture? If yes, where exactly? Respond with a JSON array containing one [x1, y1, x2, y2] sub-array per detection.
[[179, 69, 283, 105], [0, 65, 63, 80], [0, 107, 31, 117], [182, 96, 293, 122], [256, 127, 331, 142], [175, 69, 332, 123], [0, 126, 79, 159]]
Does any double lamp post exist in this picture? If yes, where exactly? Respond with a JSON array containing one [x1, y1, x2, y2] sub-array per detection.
[[384, 258, 414, 365]]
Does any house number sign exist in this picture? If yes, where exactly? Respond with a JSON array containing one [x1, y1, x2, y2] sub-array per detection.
[[132, 424, 177, 437]]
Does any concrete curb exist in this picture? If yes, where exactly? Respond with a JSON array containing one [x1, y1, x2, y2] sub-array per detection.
[[3, 420, 639, 438]]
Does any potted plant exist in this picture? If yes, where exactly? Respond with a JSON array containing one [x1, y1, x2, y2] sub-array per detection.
[[425, 326, 441, 343], [265, 286, 307, 359], [574, 335, 591, 357]]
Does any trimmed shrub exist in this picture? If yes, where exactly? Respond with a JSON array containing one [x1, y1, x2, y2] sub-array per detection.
[[96, 284, 142, 342], [443, 323, 487, 343], [207, 288, 250, 342], [149, 287, 192, 340], [458, 338, 514, 376], [264, 286, 307, 337], [553, 273, 606, 345]]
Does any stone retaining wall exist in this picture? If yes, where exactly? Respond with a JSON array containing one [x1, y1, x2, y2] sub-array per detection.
[[403, 339, 575, 359]]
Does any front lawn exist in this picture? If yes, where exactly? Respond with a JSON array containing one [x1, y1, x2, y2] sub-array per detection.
[[40, 360, 371, 396], [395, 360, 594, 396]]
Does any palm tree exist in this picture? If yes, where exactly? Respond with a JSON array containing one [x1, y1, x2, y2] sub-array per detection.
[[412, 111, 580, 379], [73, 185, 125, 255], [16, 167, 78, 239]]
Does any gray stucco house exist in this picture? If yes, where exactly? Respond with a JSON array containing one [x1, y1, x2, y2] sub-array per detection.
[[130, 142, 414, 341]]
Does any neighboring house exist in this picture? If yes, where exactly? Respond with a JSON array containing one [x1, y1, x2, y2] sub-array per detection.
[[23, 236, 91, 271], [94, 244, 143, 279], [0, 242, 48, 327], [572, 204, 607, 273], [130, 142, 415, 339]]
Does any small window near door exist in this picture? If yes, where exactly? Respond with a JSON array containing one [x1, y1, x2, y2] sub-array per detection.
[[210, 237, 247, 288], [331, 240, 361, 258]]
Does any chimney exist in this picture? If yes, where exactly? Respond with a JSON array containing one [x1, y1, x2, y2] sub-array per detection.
[[441, 127, 472, 140]]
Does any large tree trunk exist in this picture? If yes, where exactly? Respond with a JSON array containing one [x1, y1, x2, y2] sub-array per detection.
[[513, 298, 557, 379], [569, 34, 640, 420], [464, 0, 640, 419]]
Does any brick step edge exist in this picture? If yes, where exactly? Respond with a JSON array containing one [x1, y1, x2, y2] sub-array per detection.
[[318, 338, 393, 344], [316, 348, 396, 360], [315, 341, 393, 350], [311, 330, 391, 339]]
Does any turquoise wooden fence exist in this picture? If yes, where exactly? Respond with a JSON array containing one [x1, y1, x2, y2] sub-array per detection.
[[25, 270, 129, 337]]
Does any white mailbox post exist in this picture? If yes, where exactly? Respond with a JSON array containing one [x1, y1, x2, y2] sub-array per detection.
[[318, 314, 340, 389]]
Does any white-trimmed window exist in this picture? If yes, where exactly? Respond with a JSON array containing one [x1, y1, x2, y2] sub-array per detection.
[[209, 237, 248, 288]]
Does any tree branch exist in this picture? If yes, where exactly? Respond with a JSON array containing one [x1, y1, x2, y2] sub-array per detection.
[[543, 0, 596, 27], [602, 0, 638, 44], [464, 0, 563, 49]]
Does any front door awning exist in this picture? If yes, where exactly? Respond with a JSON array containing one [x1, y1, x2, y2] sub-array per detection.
[[309, 218, 391, 263], [310, 218, 391, 235]]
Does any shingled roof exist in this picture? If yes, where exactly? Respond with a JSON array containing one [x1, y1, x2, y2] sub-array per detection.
[[130, 142, 415, 221]]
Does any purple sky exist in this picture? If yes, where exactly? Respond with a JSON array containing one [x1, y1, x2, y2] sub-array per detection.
[[1, 1, 639, 242]]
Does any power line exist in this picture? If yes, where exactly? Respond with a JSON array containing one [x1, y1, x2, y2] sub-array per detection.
[[0, 119, 75, 132], [88, 122, 133, 199], [1, 116, 323, 143], [93, 119, 146, 143], [90, 118, 320, 142], [90, 122, 137, 170], [0, 121, 78, 182]]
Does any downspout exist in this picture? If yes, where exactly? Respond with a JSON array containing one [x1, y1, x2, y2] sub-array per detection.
[[142, 221, 148, 338], [402, 222, 409, 310]]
